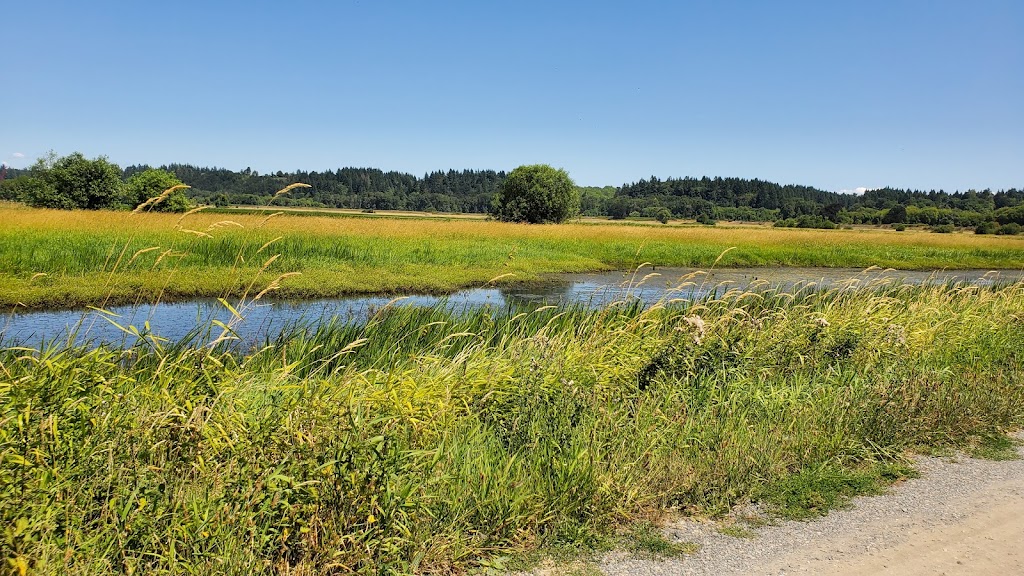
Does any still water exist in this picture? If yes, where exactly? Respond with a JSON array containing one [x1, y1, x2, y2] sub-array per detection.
[[3, 267, 1021, 347]]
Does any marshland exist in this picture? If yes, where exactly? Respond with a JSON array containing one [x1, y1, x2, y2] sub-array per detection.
[[9, 6, 1024, 576], [6, 1, 1024, 573], [3, 197, 1024, 575], [3, 204, 1023, 311]]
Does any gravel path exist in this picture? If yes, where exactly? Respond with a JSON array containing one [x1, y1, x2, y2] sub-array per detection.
[[596, 438, 1024, 576]]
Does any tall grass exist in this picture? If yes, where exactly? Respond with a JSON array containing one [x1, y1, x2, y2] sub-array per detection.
[[3, 204, 1023, 309], [2, 280, 1023, 574]]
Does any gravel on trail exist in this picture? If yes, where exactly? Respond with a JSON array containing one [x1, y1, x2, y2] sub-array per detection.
[[595, 437, 1024, 576]]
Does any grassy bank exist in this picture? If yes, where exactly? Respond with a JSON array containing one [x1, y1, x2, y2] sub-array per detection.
[[2, 280, 1023, 574], [2, 204, 1023, 309]]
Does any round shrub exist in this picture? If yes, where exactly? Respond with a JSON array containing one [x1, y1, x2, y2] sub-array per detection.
[[491, 165, 580, 224], [975, 221, 998, 235]]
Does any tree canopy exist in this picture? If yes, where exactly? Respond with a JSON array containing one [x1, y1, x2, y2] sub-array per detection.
[[11, 152, 125, 210], [125, 169, 190, 212], [491, 164, 579, 224]]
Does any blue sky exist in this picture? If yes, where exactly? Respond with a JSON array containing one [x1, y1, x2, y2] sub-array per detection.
[[2, 0, 1021, 192]]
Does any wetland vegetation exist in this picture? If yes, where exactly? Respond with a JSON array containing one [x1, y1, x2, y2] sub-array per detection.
[[2, 204, 1023, 311], [1, 186, 1023, 575], [4, 1, 1020, 573], [3, 278, 1024, 574]]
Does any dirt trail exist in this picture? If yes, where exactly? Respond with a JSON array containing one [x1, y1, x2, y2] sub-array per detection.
[[758, 473, 1024, 575], [598, 439, 1024, 576]]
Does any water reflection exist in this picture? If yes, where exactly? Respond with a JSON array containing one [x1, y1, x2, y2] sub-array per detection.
[[3, 267, 1021, 347]]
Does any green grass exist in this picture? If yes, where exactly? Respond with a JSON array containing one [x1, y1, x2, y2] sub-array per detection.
[[966, 434, 1022, 461], [3, 279, 1024, 574], [2, 204, 1023, 309], [622, 522, 698, 558], [757, 461, 918, 520], [717, 525, 756, 539]]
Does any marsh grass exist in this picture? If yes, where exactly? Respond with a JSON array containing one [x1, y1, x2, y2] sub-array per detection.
[[2, 195, 1024, 574], [3, 204, 1024, 309], [2, 276, 1024, 574]]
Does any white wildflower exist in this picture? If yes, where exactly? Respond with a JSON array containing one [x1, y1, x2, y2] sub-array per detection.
[[678, 315, 706, 345]]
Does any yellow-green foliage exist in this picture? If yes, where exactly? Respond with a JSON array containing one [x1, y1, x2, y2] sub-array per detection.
[[2, 204, 1023, 309], [2, 281, 1023, 574]]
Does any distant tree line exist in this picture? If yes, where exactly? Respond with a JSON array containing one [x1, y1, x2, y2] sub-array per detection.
[[2, 155, 1021, 232], [601, 177, 1022, 232], [123, 164, 507, 214], [133, 164, 1024, 230], [1, 153, 189, 212]]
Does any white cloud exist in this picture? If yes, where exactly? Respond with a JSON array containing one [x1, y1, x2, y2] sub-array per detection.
[[12, 152, 25, 158], [838, 186, 874, 195]]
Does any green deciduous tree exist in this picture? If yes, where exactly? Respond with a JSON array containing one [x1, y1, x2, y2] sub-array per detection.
[[491, 164, 579, 224], [654, 207, 672, 224], [25, 152, 124, 210], [606, 196, 633, 220], [126, 169, 191, 212], [18, 152, 60, 208], [881, 204, 907, 225], [1, 176, 51, 204], [994, 205, 1024, 225], [975, 221, 998, 234]]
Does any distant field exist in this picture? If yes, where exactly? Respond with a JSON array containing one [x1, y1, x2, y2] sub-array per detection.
[[1, 204, 1022, 309], [223, 204, 740, 226], [224, 205, 490, 220]]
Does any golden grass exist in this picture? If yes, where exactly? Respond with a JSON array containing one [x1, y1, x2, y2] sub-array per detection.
[[1, 204, 1022, 310], [5, 203, 1022, 250]]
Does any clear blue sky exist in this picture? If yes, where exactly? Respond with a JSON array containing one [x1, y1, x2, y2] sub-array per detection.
[[2, 0, 1021, 192]]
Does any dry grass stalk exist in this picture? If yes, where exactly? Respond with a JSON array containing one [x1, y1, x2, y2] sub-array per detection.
[[132, 185, 191, 213]]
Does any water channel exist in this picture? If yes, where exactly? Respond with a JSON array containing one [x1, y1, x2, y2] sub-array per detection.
[[3, 267, 1021, 347]]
